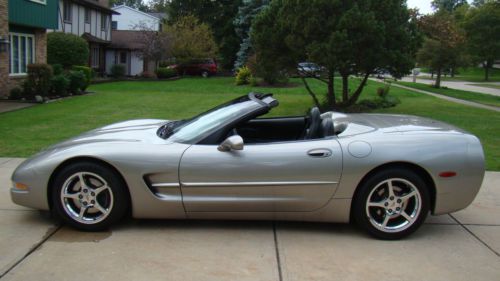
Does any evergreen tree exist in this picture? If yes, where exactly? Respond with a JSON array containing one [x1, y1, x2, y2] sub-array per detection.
[[233, 0, 270, 70]]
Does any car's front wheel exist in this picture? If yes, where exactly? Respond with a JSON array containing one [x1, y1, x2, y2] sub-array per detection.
[[52, 162, 129, 231], [352, 168, 430, 240]]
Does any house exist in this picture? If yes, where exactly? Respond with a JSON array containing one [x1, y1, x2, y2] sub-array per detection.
[[105, 5, 166, 77], [53, 0, 119, 75], [0, 0, 58, 97], [111, 5, 165, 31]]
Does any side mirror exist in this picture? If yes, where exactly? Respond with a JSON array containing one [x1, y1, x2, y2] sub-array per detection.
[[218, 135, 244, 152]]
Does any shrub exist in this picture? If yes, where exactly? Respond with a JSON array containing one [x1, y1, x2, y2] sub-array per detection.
[[51, 74, 70, 96], [52, 64, 64, 75], [72, 65, 93, 91], [9, 87, 23, 100], [67, 70, 86, 94], [110, 64, 126, 78], [25, 64, 53, 97], [235, 66, 253, 85], [47, 32, 89, 68], [155, 67, 177, 79]]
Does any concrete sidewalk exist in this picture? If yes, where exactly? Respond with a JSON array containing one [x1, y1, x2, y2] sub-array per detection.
[[0, 158, 499, 281], [401, 77, 500, 97]]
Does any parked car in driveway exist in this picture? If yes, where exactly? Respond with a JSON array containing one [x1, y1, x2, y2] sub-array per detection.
[[10, 93, 485, 239], [169, 58, 217, 77], [297, 62, 323, 77]]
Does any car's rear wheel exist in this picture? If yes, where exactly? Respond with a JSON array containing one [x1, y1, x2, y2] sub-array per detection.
[[52, 162, 129, 231], [353, 168, 430, 240]]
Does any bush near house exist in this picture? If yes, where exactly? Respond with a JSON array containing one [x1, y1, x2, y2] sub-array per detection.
[[72, 66, 94, 91], [51, 75, 70, 96], [110, 64, 126, 78], [47, 33, 89, 68], [67, 71, 87, 95], [155, 67, 177, 79], [23, 64, 53, 98]]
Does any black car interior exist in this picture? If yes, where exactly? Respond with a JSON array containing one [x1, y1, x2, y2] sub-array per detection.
[[236, 107, 335, 144]]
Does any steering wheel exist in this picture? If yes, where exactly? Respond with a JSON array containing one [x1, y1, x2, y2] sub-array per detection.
[[306, 107, 321, 139]]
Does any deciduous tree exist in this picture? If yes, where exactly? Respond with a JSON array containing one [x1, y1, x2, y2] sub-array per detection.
[[252, 0, 420, 110]]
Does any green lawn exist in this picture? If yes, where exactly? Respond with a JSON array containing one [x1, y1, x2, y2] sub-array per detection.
[[395, 81, 500, 108], [0, 77, 498, 170], [420, 67, 500, 82]]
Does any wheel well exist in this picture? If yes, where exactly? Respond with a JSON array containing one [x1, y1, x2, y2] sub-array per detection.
[[350, 162, 437, 221], [47, 157, 132, 214]]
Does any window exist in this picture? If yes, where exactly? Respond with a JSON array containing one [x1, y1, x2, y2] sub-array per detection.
[[119, 52, 127, 64], [29, 0, 46, 4], [101, 14, 107, 31], [63, 1, 72, 22], [111, 21, 118, 30], [91, 47, 99, 68], [84, 8, 91, 24], [9, 33, 35, 75]]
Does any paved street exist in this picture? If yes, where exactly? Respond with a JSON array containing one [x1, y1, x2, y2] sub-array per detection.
[[0, 158, 499, 281]]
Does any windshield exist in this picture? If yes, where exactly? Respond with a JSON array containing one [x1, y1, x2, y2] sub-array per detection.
[[160, 95, 262, 143]]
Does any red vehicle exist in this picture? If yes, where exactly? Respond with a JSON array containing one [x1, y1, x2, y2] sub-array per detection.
[[170, 58, 218, 77]]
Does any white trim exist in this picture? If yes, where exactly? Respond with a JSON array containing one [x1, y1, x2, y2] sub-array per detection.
[[8, 32, 36, 76], [28, 0, 47, 5], [112, 5, 161, 21]]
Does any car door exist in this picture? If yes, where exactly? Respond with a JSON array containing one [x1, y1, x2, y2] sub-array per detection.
[[179, 138, 342, 212]]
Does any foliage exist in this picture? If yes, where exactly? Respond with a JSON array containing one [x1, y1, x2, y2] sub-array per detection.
[[166, 0, 242, 70], [463, 1, 500, 81], [431, 0, 468, 12], [24, 64, 53, 98], [47, 33, 89, 68], [9, 87, 23, 100], [164, 15, 218, 63], [155, 67, 177, 79], [67, 71, 87, 94], [251, 0, 420, 110], [72, 66, 94, 91], [417, 13, 466, 88], [233, 0, 270, 70], [51, 64, 63, 76], [51, 74, 70, 96], [133, 23, 172, 65], [235, 66, 253, 85], [110, 0, 148, 11], [110, 64, 126, 78]]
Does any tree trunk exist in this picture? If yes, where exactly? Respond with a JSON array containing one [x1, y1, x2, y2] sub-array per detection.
[[300, 77, 322, 110], [435, 68, 442, 88], [345, 72, 370, 106], [451, 67, 455, 78], [341, 73, 349, 103], [326, 70, 336, 109], [484, 64, 490, 81]]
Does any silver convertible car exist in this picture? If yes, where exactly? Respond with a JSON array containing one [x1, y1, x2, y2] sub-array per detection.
[[11, 93, 485, 239]]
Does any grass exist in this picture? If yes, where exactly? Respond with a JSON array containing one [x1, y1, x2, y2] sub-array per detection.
[[419, 67, 500, 82], [0, 77, 498, 170], [394, 81, 500, 108]]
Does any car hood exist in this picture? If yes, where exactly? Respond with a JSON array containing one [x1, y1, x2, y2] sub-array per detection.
[[46, 119, 169, 151], [332, 113, 468, 135]]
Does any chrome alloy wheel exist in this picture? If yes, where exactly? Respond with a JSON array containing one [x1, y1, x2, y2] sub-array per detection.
[[365, 178, 422, 233], [60, 172, 114, 224]]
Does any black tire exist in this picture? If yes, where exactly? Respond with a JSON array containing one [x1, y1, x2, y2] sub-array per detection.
[[352, 168, 430, 240], [51, 161, 129, 231]]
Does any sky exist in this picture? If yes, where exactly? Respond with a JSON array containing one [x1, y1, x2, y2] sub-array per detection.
[[407, 0, 434, 14]]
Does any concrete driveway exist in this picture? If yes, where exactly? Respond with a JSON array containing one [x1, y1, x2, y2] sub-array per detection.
[[0, 157, 499, 281], [401, 77, 500, 97]]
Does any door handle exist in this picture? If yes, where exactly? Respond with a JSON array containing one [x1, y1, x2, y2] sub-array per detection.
[[307, 148, 332, 158]]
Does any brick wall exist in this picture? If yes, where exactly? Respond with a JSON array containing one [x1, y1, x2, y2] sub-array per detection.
[[35, 29, 47, 63], [0, 0, 9, 97]]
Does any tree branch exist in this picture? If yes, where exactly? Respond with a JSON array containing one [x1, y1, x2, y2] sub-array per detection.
[[300, 77, 322, 109], [345, 72, 370, 106]]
